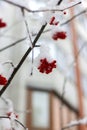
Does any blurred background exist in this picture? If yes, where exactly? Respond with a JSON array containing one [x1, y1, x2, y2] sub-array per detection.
[[0, 0, 87, 130]]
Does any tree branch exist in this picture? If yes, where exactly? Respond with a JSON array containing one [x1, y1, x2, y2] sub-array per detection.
[[0, 37, 26, 53], [60, 78, 67, 129], [2, 0, 81, 13], [57, 0, 63, 5], [15, 119, 27, 130], [0, 23, 47, 97], [21, 8, 34, 75], [61, 8, 87, 26], [0, 116, 28, 130], [2, 0, 31, 12]]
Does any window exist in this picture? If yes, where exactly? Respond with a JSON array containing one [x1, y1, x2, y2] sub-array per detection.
[[32, 92, 50, 128]]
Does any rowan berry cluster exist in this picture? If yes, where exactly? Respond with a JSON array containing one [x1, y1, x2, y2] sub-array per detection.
[[38, 58, 56, 74]]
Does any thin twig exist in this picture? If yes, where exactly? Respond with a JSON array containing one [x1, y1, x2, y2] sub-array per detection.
[[0, 37, 27, 53], [60, 1, 81, 11], [32, 29, 51, 37], [0, 40, 40, 53], [62, 124, 78, 130], [60, 78, 67, 129], [1, 0, 31, 12], [29, 2, 81, 13], [15, 119, 27, 130], [1, 7, 82, 53], [0, 34, 20, 39], [62, 116, 87, 130], [58, 42, 87, 130], [1, 97, 8, 104], [1, 97, 31, 114], [31, 6, 86, 37], [57, 0, 63, 5], [21, 9, 32, 45], [1, 0, 81, 13], [21, 8, 34, 75], [0, 116, 9, 119], [0, 23, 47, 96], [3, 61, 15, 68], [35, 45, 40, 47], [61, 8, 87, 26], [67, 42, 87, 71], [0, 116, 27, 130], [0, 0, 82, 40], [0, 0, 81, 40]]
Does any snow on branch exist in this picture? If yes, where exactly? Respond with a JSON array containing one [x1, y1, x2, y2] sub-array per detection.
[[0, 23, 47, 96], [62, 117, 87, 130], [0, 116, 28, 130], [1, 0, 81, 13]]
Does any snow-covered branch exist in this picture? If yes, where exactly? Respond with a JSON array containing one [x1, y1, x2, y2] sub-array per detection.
[[62, 117, 87, 130], [0, 23, 47, 96], [1, 0, 81, 13]]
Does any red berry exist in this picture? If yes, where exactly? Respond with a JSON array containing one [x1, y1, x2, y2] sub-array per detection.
[[52, 31, 67, 40], [38, 58, 57, 74], [0, 75, 7, 85], [49, 16, 55, 25], [15, 114, 19, 118], [54, 21, 59, 25], [52, 34, 58, 40], [6, 112, 12, 117], [64, 11, 66, 15], [0, 18, 7, 28], [6, 112, 19, 119], [49, 16, 59, 26]]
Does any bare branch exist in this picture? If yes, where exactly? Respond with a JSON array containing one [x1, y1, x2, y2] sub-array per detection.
[[21, 9, 32, 46], [0, 37, 26, 53], [67, 42, 87, 71], [1, 97, 31, 114], [61, 8, 87, 26], [57, 0, 63, 5], [62, 124, 78, 130], [60, 78, 67, 129], [0, 38, 40, 53], [3, 61, 15, 68], [0, 23, 47, 96], [0, 116, 28, 130], [1, 0, 31, 12], [21, 8, 34, 75], [1, 0, 81, 13], [15, 119, 28, 130], [62, 117, 87, 130], [0, 116, 9, 119]]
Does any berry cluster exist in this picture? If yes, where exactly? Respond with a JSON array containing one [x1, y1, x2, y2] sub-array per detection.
[[6, 112, 19, 119], [0, 74, 7, 85], [49, 16, 59, 26], [52, 31, 67, 40], [0, 18, 7, 28], [38, 58, 56, 74]]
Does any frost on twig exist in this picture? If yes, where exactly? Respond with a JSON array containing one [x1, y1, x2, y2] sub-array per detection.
[[62, 117, 87, 130], [0, 97, 28, 130], [1, 0, 81, 13], [2, 0, 30, 10]]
